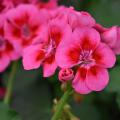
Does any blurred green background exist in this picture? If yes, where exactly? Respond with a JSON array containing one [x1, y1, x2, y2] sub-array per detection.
[[1, 0, 120, 120]]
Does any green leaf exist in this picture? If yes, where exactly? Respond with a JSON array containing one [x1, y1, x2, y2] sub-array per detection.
[[0, 102, 22, 120], [106, 66, 120, 92]]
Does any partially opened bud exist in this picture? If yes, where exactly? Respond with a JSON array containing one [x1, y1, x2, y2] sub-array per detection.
[[58, 68, 74, 82]]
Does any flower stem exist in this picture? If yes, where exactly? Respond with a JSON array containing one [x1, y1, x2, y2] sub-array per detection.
[[51, 85, 73, 120], [4, 61, 18, 105]]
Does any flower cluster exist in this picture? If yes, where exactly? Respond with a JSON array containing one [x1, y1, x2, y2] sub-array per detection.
[[0, 0, 119, 94]]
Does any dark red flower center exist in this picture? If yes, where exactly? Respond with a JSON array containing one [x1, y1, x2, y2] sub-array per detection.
[[45, 39, 56, 58], [21, 24, 31, 39], [79, 50, 95, 68]]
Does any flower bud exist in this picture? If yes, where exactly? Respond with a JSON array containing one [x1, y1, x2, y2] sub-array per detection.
[[58, 68, 74, 82]]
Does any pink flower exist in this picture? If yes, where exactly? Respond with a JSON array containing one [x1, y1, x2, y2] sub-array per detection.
[[58, 68, 74, 82], [94, 23, 107, 33], [0, 15, 20, 72], [56, 27, 116, 94], [5, 4, 48, 53], [22, 19, 72, 77], [51, 7, 95, 29], [101, 26, 120, 55]]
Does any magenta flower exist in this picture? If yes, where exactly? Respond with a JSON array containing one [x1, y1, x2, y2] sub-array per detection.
[[5, 4, 48, 53], [0, 15, 20, 72], [22, 19, 72, 77], [94, 24, 120, 55], [51, 7, 95, 29], [58, 68, 74, 82], [101, 26, 120, 55], [56, 27, 116, 94]]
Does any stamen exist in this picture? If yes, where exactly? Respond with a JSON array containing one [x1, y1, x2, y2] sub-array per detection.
[[78, 50, 95, 68], [22, 24, 31, 38]]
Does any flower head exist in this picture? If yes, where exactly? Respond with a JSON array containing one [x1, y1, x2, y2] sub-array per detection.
[[51, 7, 95, 30], [56, 27, 116, 94], [22, 19, 72, 77]]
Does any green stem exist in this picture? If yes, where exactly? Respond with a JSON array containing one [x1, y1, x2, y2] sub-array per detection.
[[51, 85, 73, 120], [4, 61, 18, 105]]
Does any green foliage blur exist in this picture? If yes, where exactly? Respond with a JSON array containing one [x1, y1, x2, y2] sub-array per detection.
[[1, 0, 120, 120]]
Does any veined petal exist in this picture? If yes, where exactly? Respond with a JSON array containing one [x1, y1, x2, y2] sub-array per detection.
[[86, 66, 109, 91], [72, 67, 92, 94], [56, 41, 81, 68], [112, 27, 120, 55], [43, 55, 57, 77], [101, 26, 117, 48], [22, 44, 45, 70], [0, 54, 10, 72], [93, 43, 116, 68], [78, 11, 95, 27], [73, 27, 100, 50], [49, 19, 72, 46]]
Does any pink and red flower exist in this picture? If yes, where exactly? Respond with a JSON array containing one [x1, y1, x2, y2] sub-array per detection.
[[0, 15, 20, 72], [56, 27, 116, 94], [5, 4, 48, 53], [50, 6, 95, 29], [101, 26, 120, 55], [94, 24, 120, 55], [22, 19, 72, 77]]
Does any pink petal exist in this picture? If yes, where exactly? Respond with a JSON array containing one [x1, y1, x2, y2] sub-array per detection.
[[86, 66, 109, 91], [73, 27, 100, 50], [72, 67, 92, 94], [0, 54, 10, 72], [9, 50, 21, 60], [56, 41, 80, 68], [79, 11, 95, 27], [22, 45, 45, 70], [43, 55, 57, 77], [5, 40, 21, 60], [16, 4, 45, 24], [93, 43, 116, 68], [49, 19, 72, 46], [101, 26, 117, 48], [112, 27, 120, 55], [94, 23, 107, 33]]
